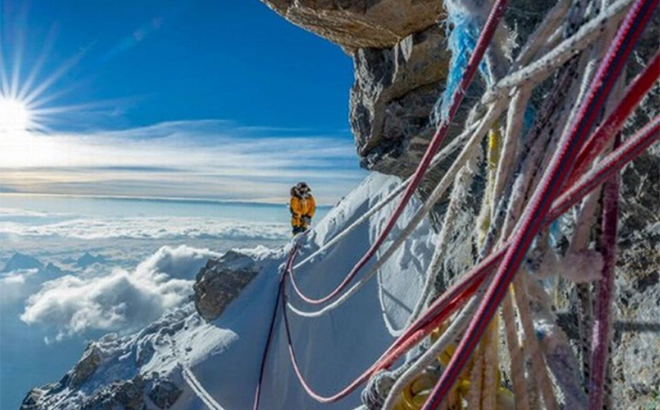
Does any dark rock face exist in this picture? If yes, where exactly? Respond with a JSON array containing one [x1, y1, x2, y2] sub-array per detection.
[[193, 250, 260, 321], [21, 364, 182, 410], [611, 141, 660, 409], [147, 379, 182, 409], [19, 390, 42, 410], [350, 25, 452, 176], [81, 376, 147, 410]]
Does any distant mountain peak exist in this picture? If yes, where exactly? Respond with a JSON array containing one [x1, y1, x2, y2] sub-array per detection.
[[1, 252, 43, 273], [76, 252, 106, 268]]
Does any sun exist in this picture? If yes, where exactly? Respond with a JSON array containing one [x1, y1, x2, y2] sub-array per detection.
[[0, 98, 32, 133]]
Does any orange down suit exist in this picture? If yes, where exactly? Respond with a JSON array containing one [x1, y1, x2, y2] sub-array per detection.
[[290, 193, 316, 231]]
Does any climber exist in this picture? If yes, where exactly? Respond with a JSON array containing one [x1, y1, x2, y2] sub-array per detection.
[[289, 181, 316, 235]]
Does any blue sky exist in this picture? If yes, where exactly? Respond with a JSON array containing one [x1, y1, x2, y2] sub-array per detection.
[[0, 0, 365, 203]]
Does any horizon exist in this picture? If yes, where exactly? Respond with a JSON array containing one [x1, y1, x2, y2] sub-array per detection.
[[0, 190, 338, 207]]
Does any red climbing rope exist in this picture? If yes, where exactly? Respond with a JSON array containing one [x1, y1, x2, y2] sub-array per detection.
[[569, 49, 660, 187], [252, 243, 301, 410], [421, 1, 659, 408], [286, 0, 511, 306]]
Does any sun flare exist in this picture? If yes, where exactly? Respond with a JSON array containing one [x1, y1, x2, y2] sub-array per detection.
[[0, 98, 32, 133]]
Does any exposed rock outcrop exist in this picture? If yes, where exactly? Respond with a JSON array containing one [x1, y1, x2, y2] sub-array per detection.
[[69, 343, 102, 389], [260, 0, 442, 51], [350, 25, 452, 175], [193, 250, 260, 321], [147, 379, 182, 409], [80, 376, 147, 410], [20, 309, 190, 410]]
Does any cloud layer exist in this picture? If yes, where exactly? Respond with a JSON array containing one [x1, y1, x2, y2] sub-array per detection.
[[0, 120, 365, 204], [0, 216, 290, 240], [20, 245, 220, 339]]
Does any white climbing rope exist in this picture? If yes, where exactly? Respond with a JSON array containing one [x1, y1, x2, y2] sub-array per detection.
[[181, 367, 227, 410]]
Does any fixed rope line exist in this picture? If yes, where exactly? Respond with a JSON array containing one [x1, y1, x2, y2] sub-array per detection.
[[420, 1, 658, 407], [288, 100, 503, 312], [252, 242, 303, 410], [383, 110, 660, 387], [182, 367, 227, 410], [274, 113, 659, 405], [377, 112, 660, 409], [284, 0, 508, 306], [389, 113, 660, 405], [286, 106, 495, 318]]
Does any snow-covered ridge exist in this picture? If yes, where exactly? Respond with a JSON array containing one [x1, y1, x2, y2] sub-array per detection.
[[21, 173, 436, 410]]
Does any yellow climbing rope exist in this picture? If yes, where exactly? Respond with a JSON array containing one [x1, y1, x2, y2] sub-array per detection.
[[478, 126, 502, 244]]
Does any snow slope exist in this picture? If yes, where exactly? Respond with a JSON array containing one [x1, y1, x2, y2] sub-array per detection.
[[31, 173, 436, 410]]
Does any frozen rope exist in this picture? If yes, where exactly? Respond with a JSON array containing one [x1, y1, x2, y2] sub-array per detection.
[[512, 272, 560, 410], [501, 291, 530, 410], [438, 0, 496, 120], [511, 0, 572, 70], [526, 276, 587, 409], [483, 0, 635, 104], [420, 1, 658, 406], [491, 87, 532, 216], [562, 1, 621, 380], [392, 100, 504, 322], [570, 48, 660, 185], [361, 370, 398, 410]]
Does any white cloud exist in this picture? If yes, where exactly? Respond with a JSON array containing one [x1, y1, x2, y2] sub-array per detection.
[[0, 269, 39, 305], [1, 270, 34, 284], [20, 245, 221, 339], [136, 244, 220, 279]]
